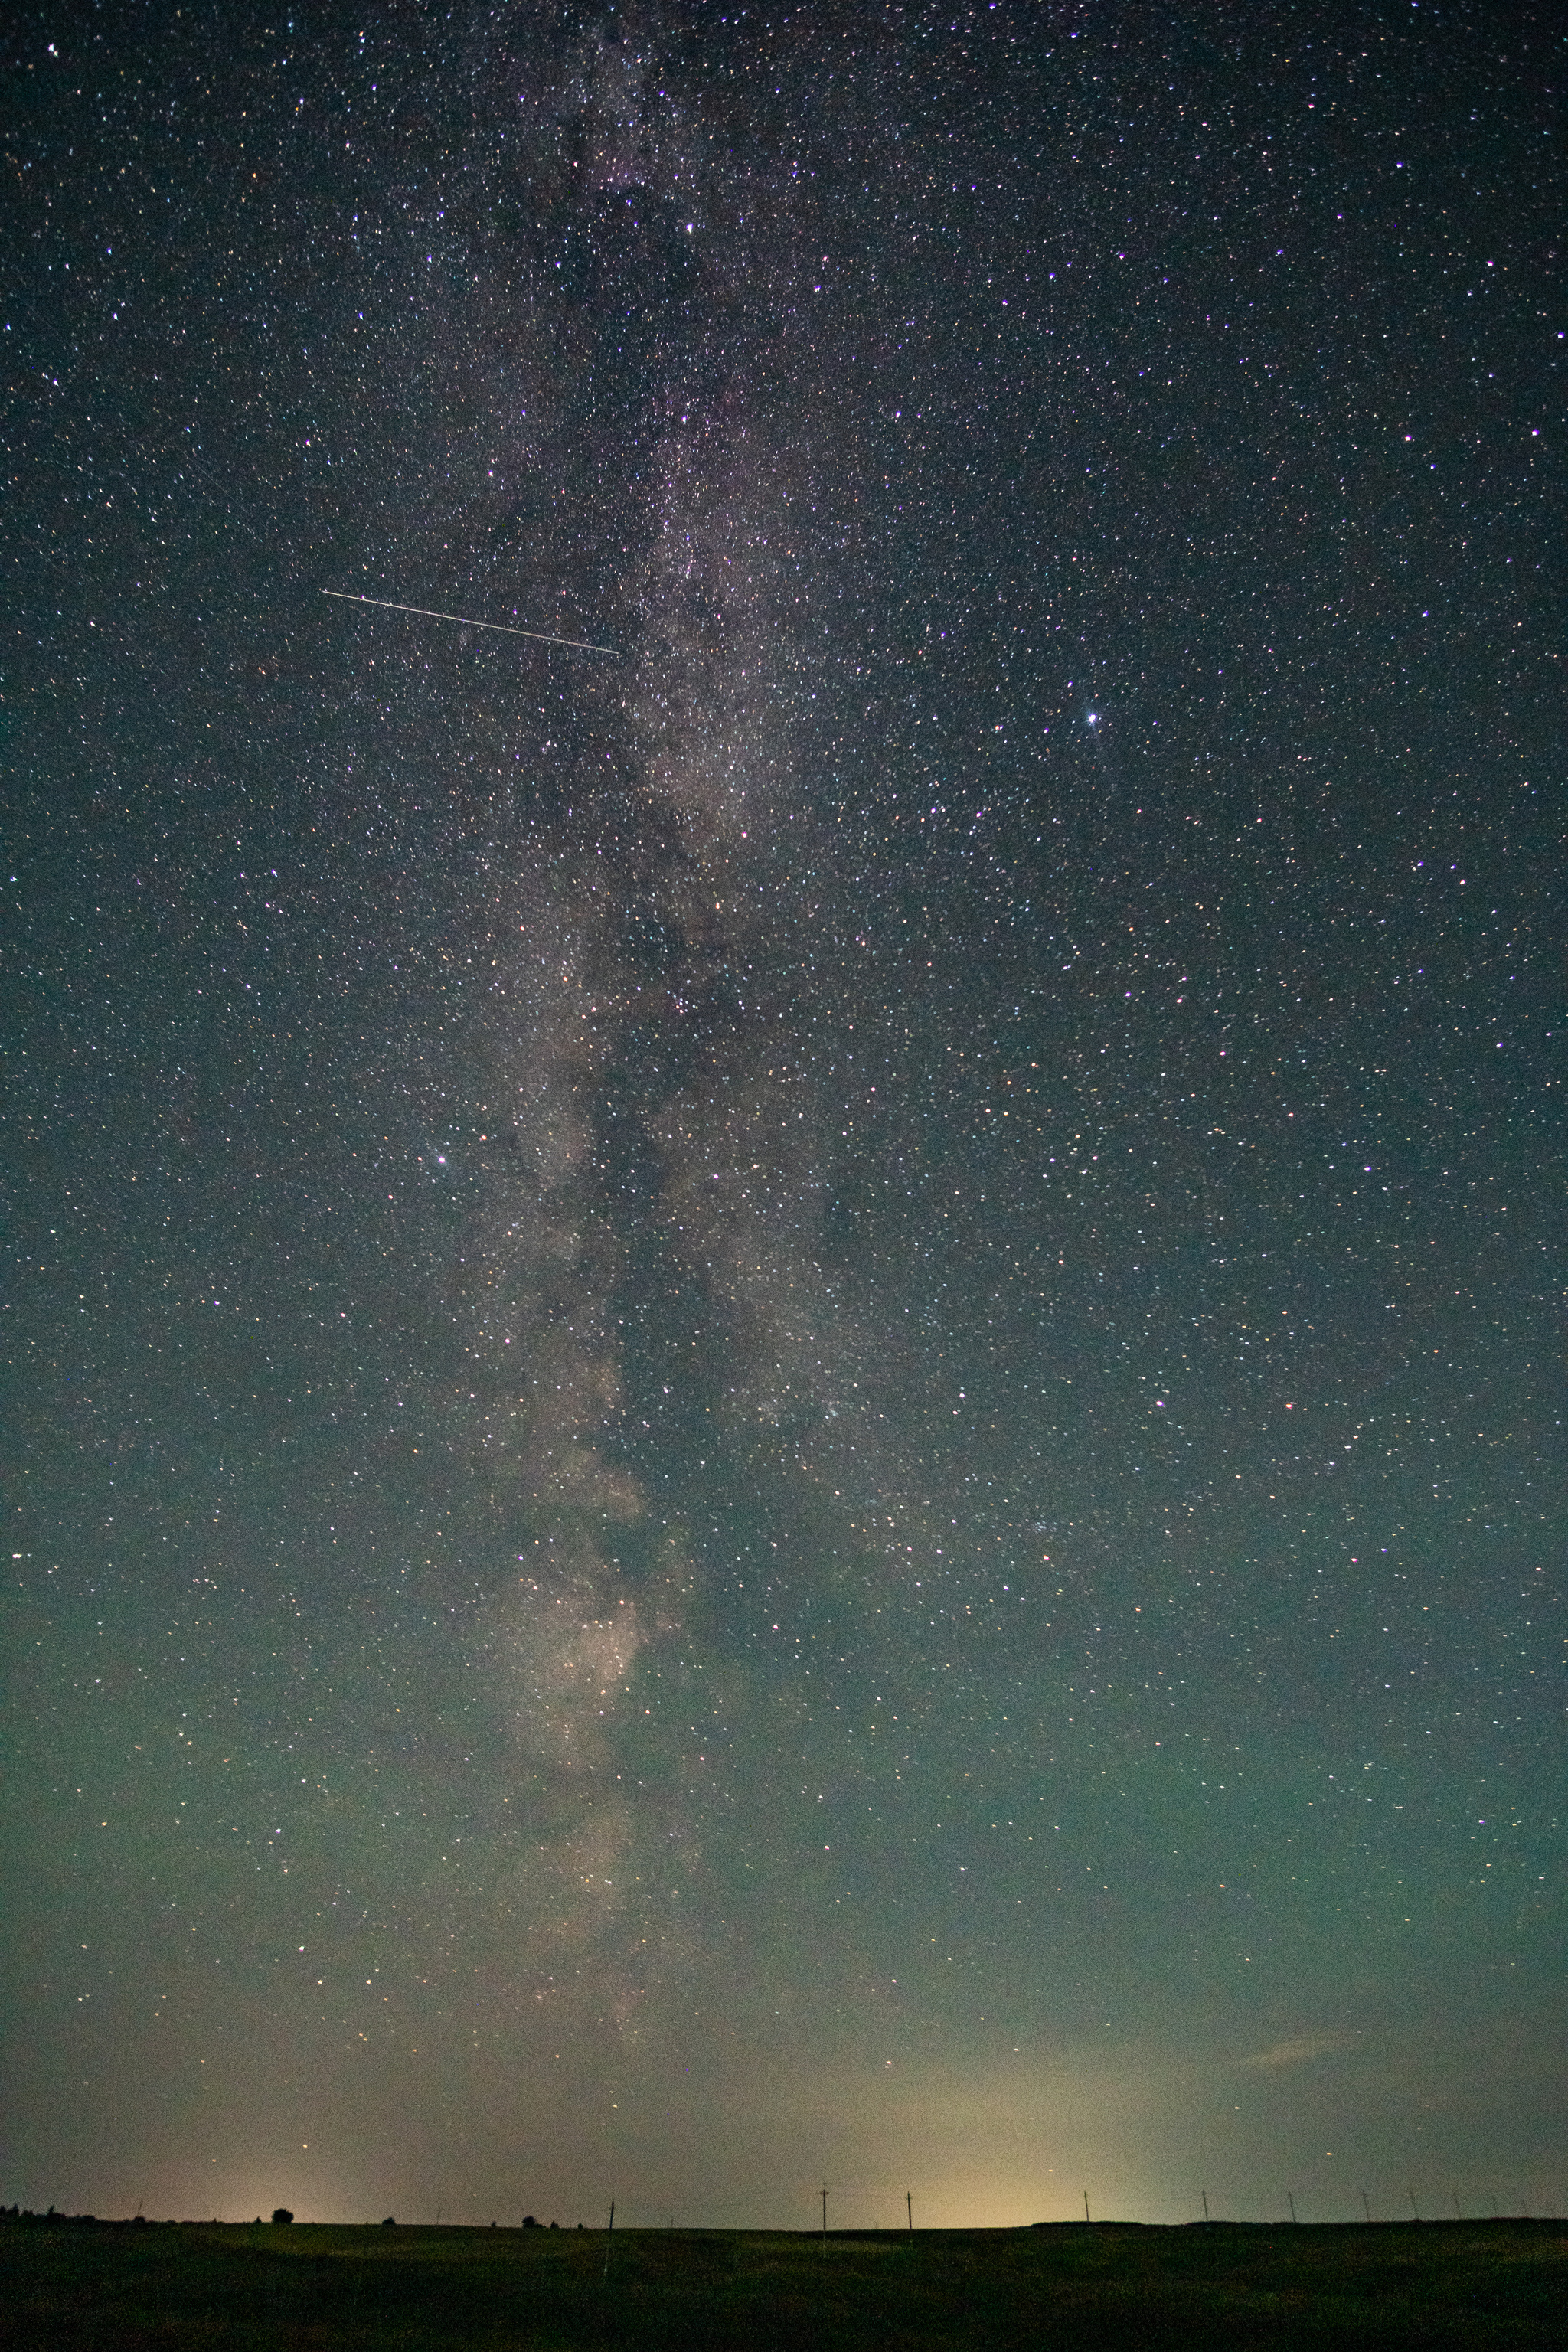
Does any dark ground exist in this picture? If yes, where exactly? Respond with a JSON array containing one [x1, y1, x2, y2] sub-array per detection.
[[2, 2215, 1563, 2349]]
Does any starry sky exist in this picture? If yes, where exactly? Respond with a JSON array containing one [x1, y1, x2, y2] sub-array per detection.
[[5, 1, 1562, 2230]]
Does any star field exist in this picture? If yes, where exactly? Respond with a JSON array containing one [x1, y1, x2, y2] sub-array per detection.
[[4, 2, 1561, 2229]]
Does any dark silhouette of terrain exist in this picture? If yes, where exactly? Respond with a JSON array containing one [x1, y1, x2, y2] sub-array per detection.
[[0, 2210, 1561, 2349]]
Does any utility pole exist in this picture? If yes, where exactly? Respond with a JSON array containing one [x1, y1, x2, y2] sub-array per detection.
[[603, 2200, 614, 2282], [906, 2190, 913, 2235], [1362, 2191, 1371, 2223], [820, 2184, 828, 2250], [1452, 2191, 1461, 2221], [1200, 2189, 1210, 2223], [1409, 2187, 1419, 2221], [1287, 2193, 1297, 2225], [1083, 2190, 1091, 2224]]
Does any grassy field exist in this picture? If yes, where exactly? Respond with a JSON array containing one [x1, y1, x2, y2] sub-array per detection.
[[2, 2213, 1563, 2350]]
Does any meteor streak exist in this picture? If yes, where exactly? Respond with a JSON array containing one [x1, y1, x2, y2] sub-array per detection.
[[322, 589, 617, 655]]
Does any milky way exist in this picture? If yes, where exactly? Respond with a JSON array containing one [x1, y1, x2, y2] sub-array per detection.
[[363, 20, 986, 2014]]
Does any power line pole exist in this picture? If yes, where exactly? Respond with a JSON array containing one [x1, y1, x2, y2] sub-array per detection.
[[1287, 2192, 1297, 2225], [1083, 2190, 1091, 2224], [1362, 2191, 1371, 2223], [603, 2200, 614, 2282], [1200, 2190, 1210, 2224], [820, 2184, 828, 2251], [906, 2190, 913, 2235]]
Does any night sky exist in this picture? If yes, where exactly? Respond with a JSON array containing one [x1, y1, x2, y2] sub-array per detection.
[[5, 2, 1562, 2230]]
